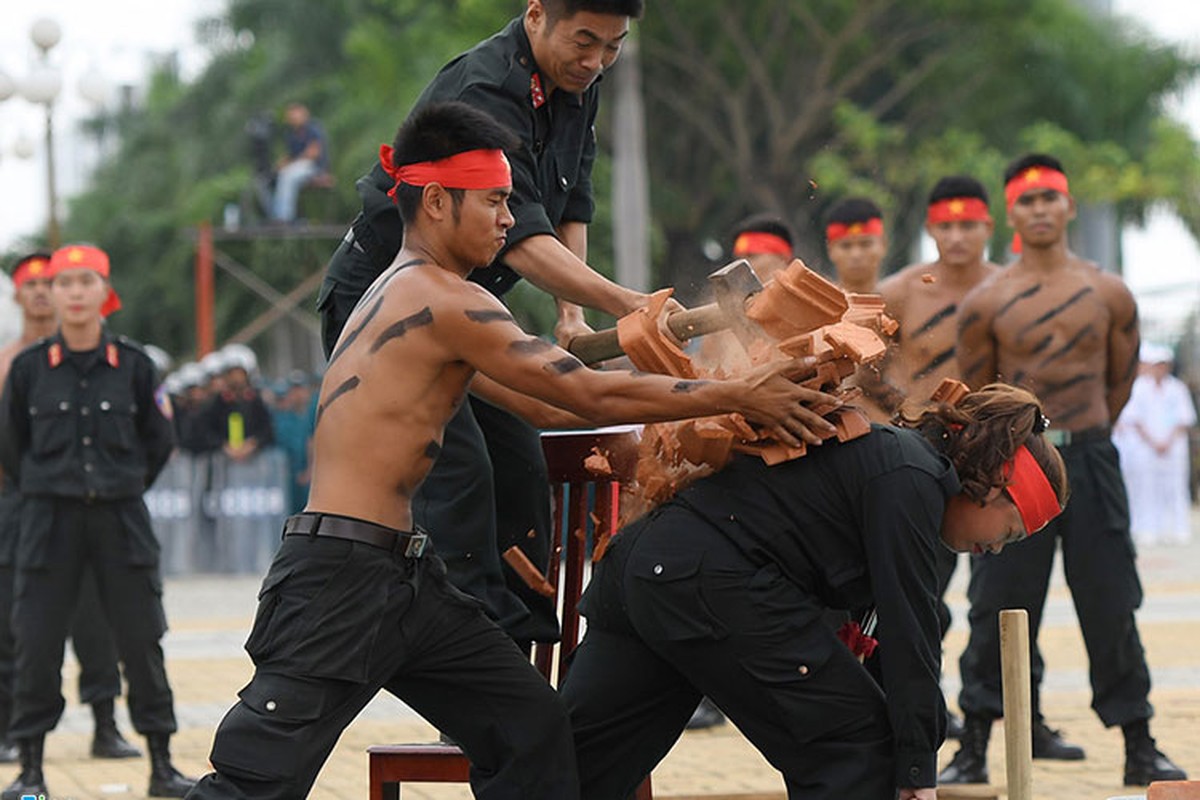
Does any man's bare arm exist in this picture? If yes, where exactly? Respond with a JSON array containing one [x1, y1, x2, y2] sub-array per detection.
[[470, 373, 593, 430], [858, 271, 909, 412], [1101, 274, 1140, 421], [445, 287, 839, 446], [503, 232, 645, 318], [956, 286, 998, 390]]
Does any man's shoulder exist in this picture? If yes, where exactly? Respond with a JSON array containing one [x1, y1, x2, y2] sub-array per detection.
[[7, 336, 54, 369], [425, 17, 527, 102]]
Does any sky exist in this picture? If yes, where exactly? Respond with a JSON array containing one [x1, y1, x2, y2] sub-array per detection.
[[1, 0, 1199, 342]]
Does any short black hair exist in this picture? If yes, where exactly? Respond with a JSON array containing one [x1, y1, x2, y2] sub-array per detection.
[[1003, 153, 1066, 185], [390, 101, 520, 225], [9, 251, 52, 276], [730, 213, 795, 250], [543, 0, 645, 23], [824, 197, 883, 227], [928, 175, 989, 206]]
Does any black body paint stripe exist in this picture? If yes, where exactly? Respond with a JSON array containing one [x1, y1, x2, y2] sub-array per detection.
[[423, 440, 442, 460], [466, 309, 516, 324], [963, 356, 990, 380], [547, 357, 584, 375], [1018, 287, 1093, 336], [316, 376, 361, 425], [328, 296, 385, 367], [1040, 373, 1097, 398], [912, 347, 956, 380], [957, 311, 982, 334], [510, 338, 555, 355], [358, 258, 426, 309], [995, 284, 1042, 319], [1054, 402, 1090, 424], [1039, 324, 1095, 368], [913, 304, 957, 338], [1029, 334, 1054, 355], [369, 307, 435, 353]]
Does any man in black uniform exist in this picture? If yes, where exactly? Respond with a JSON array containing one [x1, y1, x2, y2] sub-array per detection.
[[0, 245, 195, 799], [0, 253, 142, 765], [318, 0, 648, 649]]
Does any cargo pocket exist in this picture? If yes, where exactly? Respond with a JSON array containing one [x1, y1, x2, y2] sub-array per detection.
[[628, 549, 725, 642], [210, 673, 326, 781], [243, 566, 295, 663]]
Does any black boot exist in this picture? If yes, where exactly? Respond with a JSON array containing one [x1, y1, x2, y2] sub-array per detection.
[[0, 742, 16, 766], [1123, 719, 1187, 786], [1, 736, 48, 800], [945, 709, 965, 740], [91, 698, 142, 759], [1031, 719, 1085, 760], [685, 697, 726, 731], [147, 733, 196, 798], [937, 714, 991, 784]]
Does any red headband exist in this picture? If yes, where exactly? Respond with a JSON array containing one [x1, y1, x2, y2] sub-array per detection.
[[826, 217, 884, 242], [927, 197, 991, 225], [378, 145, 512, 201], [1004, 166, 1069, 211], [12, 256, 51, 289], [47, 245, 122, 317], [732, 231, 793, 258], [1003, 445, 1061, 535]]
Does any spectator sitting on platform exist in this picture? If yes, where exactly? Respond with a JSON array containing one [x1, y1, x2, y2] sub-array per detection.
[[194, 345, 274, 461], [270, 102, 330, 224]]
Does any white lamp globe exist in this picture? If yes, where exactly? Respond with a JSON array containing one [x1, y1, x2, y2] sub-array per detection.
[[77, 69, 109, 106], [30, 18, 63, 53], [0, 70, 16, 102], [13, 133, 37, 160], [20, 65, 62, 105]]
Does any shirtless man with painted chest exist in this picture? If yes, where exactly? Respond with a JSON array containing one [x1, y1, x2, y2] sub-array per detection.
[[190, 101, 837, 800], [940, 153, 1186, 789]]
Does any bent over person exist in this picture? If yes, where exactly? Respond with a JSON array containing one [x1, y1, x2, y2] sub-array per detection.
[[189, 101, 836, 800], [562, 384, 1069, 800]]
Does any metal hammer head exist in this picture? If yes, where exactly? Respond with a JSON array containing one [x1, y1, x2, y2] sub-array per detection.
[[709, 259, 766, 348]]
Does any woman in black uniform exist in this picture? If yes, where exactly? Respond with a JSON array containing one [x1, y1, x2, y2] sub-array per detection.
[[561, 383, 1068, 800]]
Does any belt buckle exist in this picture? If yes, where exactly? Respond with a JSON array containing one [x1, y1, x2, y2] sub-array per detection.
[[1044, 429, 1070, 447], [405, 532, 427, 558]]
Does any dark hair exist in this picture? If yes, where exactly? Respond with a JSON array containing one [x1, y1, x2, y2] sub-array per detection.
[[824, 197, 883, 227], [543, 0, 645, 23], [899, 383, 1069, 509], [1003, 153, 1066, 185], [928, 175, 989, 206], [729, 213, 795, 250], [9, 251, 52, 276], [389, 101, 520, 225]]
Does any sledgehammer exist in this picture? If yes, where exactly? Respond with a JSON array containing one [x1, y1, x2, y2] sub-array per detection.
[[567, 259, 767, 365]]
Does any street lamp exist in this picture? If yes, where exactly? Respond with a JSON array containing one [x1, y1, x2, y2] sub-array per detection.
[[22, 17, 64, 249]]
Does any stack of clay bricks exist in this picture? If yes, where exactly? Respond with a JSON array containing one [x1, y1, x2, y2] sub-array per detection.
[[599, 259, 898, 515]]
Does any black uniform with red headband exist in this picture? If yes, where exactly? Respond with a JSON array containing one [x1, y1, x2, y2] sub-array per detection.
[[562, 390, 1065, 800], [0, 244, 194, 798]]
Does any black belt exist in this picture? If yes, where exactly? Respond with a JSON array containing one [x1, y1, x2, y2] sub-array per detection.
[[1044, 426, 1111, 448], [282, 513, 427, 558]]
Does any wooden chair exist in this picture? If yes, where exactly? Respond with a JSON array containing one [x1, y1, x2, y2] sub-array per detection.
[[368, 427, 652, 799]]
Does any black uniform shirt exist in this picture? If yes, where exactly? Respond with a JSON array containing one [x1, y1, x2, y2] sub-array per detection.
[[192, 388, 275, 453], [327, 15, 600, 301], [671, 425, 960, 789], [0, 330, 175, 502]]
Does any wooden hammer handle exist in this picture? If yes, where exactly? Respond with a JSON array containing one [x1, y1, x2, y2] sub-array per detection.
[[567, 303, 727, 365]]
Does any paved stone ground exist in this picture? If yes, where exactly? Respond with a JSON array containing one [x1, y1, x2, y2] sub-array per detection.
[[13, 510, 1200, 799]]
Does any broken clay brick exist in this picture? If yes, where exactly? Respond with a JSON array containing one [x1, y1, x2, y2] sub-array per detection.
[[921, 273, 936, 284], [583, 447, 614, 478], [1147, 781, 1200, 800], [823, 321, 888, 364], [746, 259, 848, 340], [502, 546, 556, 598], [616, 288, 697, 378], [929, 377, 970, 407]]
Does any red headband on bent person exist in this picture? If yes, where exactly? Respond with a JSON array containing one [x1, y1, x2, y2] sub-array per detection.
[[927, 197, 991, 226], [826, 217, 884, 242], [12, 256, 51, 289], [378, 144, 512, 201], [732, 231, 793, 258], [1003, 445, 1061, 535], [47, 244, 122, 317]]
